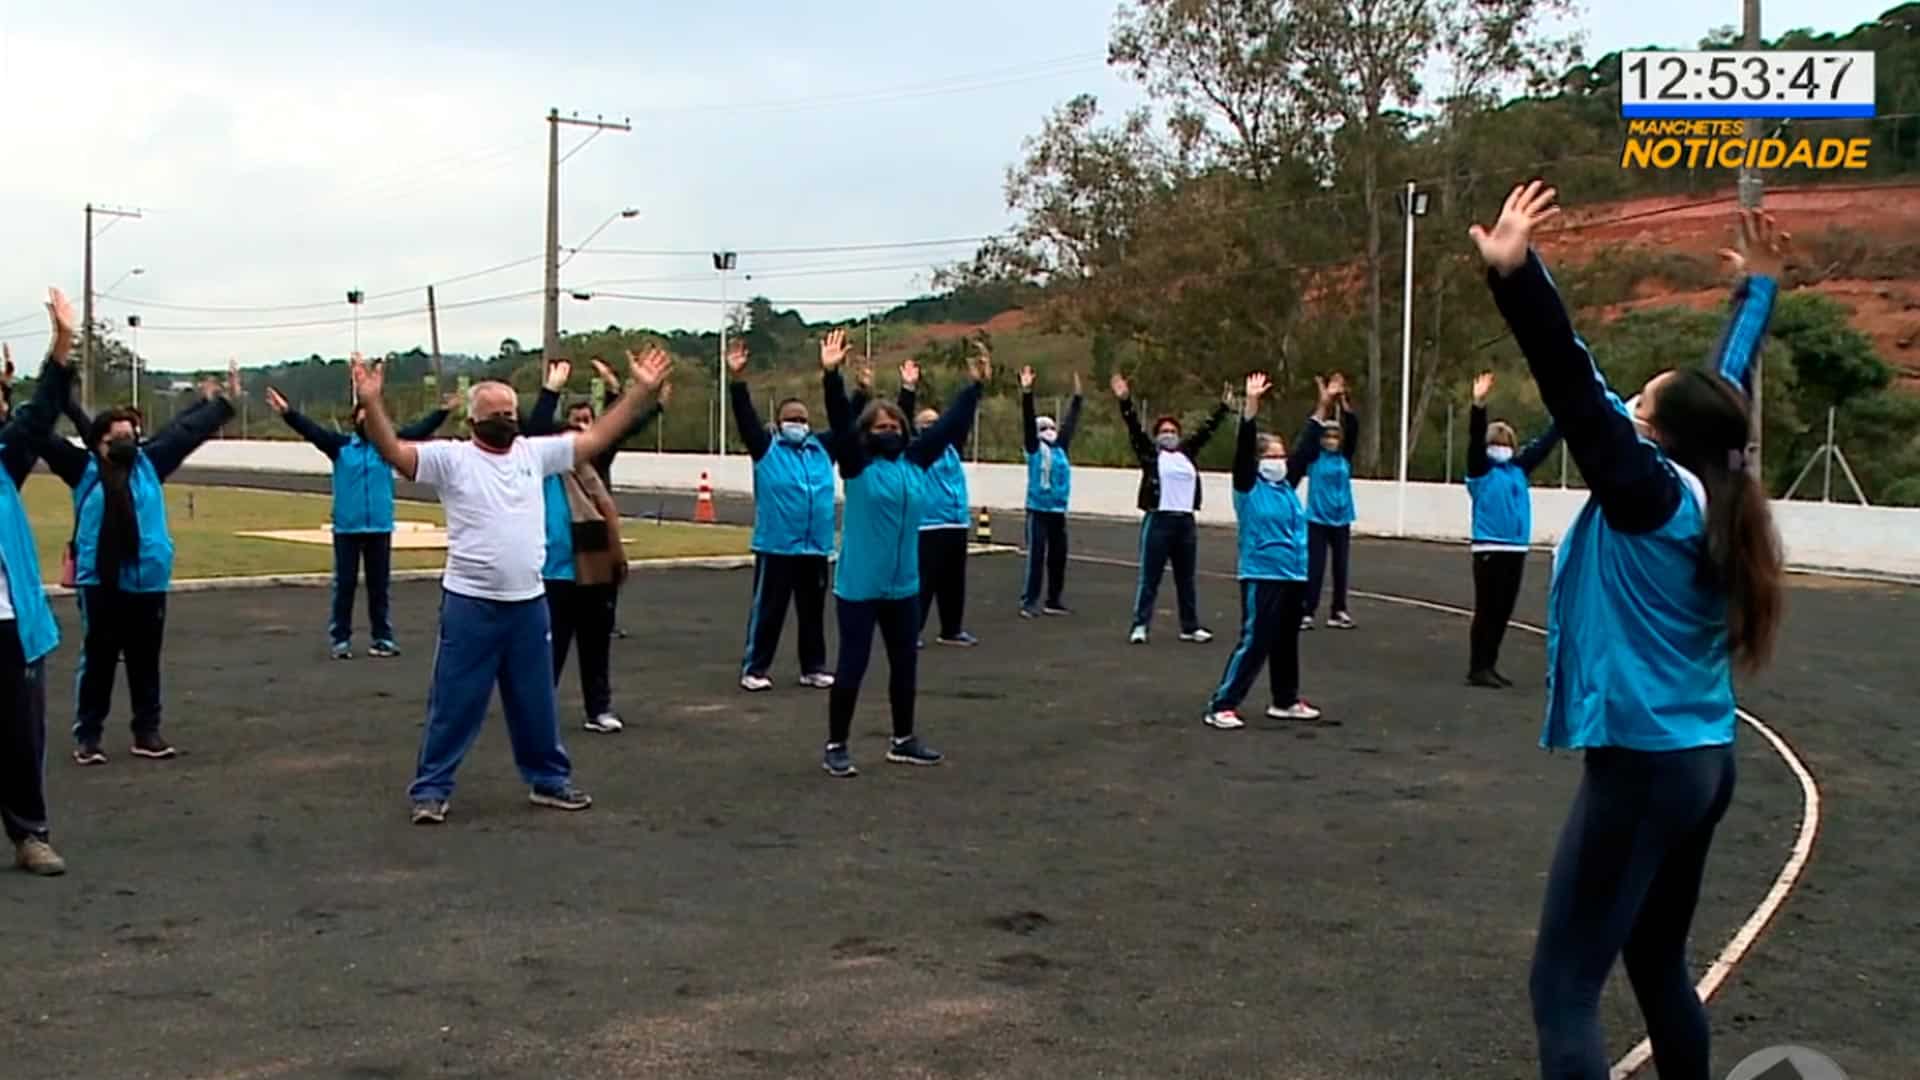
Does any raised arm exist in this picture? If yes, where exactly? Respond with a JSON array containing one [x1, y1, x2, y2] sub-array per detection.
[[397, 403, 452, 441], [574, 348, 668, 466], [1233, 374, 1265, 492], [269, 388, 348, 459], [63, 393, 92, 437], [1473, 181, 1678, 533], [896, 359, 919, 432], [908, 346, 989, 468], [1516, 423, 1562, 475], [525, 360, 570, 436], [1058, 376, 1085, 450], [1709, 210, 1786, 399], [349, 356, 419, 481], [1339, 406, 1358, 460], [1112, 373, 1153, 463], [1288, 417, 1322, 488], [3, 291, 78, 485], [1182, 387, 1232, 455], [1019, 366, 1039, 454], [144, 389, 236, 481], [729, 381, 772, 461], [1466, 373, 1493, 479]]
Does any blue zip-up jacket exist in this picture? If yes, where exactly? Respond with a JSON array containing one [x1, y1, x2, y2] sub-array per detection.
[[1304, 408, 1359, 526], [1230, 413, 1321, 580], [729, 380, 845, 557], [1022, 390, 1082, 513], [1487, 250, 1775, 752], [898, 386, 970, 529], [43, 392, 233, 593], [825, 370, 981, 602], [281, 407, 448, 534], [1, 358, 74, 663], [1463, 406, 1561, 549], [526, 387, 662, 581]]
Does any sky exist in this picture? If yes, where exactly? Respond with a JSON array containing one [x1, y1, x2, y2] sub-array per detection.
[[0, 0, 1899, 372]]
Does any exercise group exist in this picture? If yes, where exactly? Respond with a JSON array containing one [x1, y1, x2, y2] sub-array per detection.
[[0, 183, 1792, 1080]]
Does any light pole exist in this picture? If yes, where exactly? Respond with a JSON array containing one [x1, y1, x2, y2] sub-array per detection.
[[83, 203, 142, 412], [542, 109, 633, 365], [127, 314, 143, 411], [713, 251, 737, 458], [1394, 180, 1429, 538]]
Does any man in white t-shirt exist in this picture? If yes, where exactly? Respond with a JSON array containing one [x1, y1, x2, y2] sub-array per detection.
[[350, 350, 668, 825]]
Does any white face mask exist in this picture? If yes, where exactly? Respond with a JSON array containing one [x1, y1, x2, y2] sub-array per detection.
[[1038, 428, 1058, 444], [1623, 393, 1656, 441], [779, 421, 810, 444], [1486, 445, 1514, 464], [1156, 432, 1180, 451], [1258, 458, 1287, 484]]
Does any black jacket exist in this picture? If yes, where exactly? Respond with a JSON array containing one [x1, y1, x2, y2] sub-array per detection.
[[1118, 397, 1229, 513]]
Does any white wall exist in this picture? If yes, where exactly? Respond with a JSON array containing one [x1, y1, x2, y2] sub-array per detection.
[[189, 442, 1920, 579]]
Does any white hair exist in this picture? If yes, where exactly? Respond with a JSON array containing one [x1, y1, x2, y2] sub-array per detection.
[[467, 379, 514, 414], [1035, 415, 1057, 430]]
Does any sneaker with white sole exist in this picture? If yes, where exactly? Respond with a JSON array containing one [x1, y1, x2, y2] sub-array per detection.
[[1204, 709, 1245, 730], [1179, 628, 1214, 644], [1299, 616, 1315, 631], [369, 640, 401, 658], [584, 713, 624, 733], [798, 672, 835, 689], [14, 837, 66, 876], [1328, 611, 1355, 629], [330, 641, 353, 660], [937, 632, 979, 647], [130, 733, 176, 760], [740, 673, 774, 692], [1128, 626, 1148, 645], [823, 742, 857, 777], [1266, 700, 1324, 722], [885, 735, 944, 766], [410, 800, 449, 825], [1041, 603, 1072, 616], [528, 785, 593, 812]]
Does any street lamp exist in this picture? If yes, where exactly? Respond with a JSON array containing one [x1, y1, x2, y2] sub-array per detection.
[[1394, 180, 1429, 538], [713, 251, 738, 458], [127, 314, 143, 411], [103, 266, 145, 296]]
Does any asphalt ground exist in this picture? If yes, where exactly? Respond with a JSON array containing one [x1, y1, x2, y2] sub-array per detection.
[[0, 468, 1908, 1079]]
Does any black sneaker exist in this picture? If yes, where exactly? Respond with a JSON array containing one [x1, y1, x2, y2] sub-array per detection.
[[528, 785, 593, 811], [368, 640, 400, 659], [410, 800, 449, 825], [130, 733, 176, 759], [823, 743, 858, 778], [1466, 669, 1504, 689], [885, 736, 944, 767], [1042, 603, 1072, 616], [73, 743, 107, 766], [936, 632, 979, 647]]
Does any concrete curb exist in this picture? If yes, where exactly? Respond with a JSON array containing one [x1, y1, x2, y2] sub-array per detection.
[[43, 544, 1015, 598]]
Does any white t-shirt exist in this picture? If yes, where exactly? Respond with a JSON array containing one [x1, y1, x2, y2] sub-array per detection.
[[413, 435, 578, 601], [1157, 449, 1198, 513]]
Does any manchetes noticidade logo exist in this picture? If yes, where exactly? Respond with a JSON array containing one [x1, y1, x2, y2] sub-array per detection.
[[1723, 1044, 1849, 1080]]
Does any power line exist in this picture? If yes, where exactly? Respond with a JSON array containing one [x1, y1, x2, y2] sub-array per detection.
[[101, 254, 545, 314], [578, 235, 1006, 259], [631, 53, 1105, 117], [130, 288, 542, 334]]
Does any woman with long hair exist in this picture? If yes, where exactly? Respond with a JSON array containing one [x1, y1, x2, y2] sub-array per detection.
[[818, 332, 985, 778], [1473, 183, 1786, 1080], [1462, 370, 1561, 689]]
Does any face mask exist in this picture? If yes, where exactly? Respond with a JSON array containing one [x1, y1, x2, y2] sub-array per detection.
[[472, 416, 519, 450], [1156, 432, 1180, 451], [1486, 446, 1514, 464], [1624, 393, 1656, 441], [1038, 428, 1058, 444], [866, 431, 904, 458], [779, 421, 810, 444], [1320, 440, 1340, 453], [106, 437, 137, 466], [1258, 458, 1287, 484]]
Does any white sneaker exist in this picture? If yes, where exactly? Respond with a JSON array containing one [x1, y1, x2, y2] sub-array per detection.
[[1179, 628, 1214, 643], [740, 674, 774, 692], [1300, 616, 1315, 631], [1204, 709, 1245, 730], [1328, 611, 1356, 629], [1128, 626, 1148, 645], [584, 713, 624, 733], [1266, 700, 1323, 721], [798, 672, 835, 689]]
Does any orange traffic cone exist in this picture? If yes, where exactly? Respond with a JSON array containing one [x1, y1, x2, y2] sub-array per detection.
[[695, 471, 716, 524]]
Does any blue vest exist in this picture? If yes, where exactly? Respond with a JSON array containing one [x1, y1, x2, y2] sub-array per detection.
[[1542, 466, 1734, 752], [331, 437, 398, 534], [835, 456, 925, 602], [1231, 480, 1308, 581], [751, 436, 836, 557], [1025, 443, 1071, 513], [0, 471, 58, 663], [919, 446, 970, 529], [74, 453, 174, 592], [1305, 454, 1354, 527], [541, 474, 574, 581], [1466, 463, 1533, 547]]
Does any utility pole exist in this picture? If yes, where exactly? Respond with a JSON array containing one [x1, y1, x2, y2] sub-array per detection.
[[1740, 0, 1766, 483], [83, 202, 141, 413], [542, 109, 632, 365], [427, 285, 443, 384]]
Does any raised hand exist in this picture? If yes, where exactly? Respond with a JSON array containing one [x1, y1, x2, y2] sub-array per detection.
[[628, 345, 671, 392], [1469, 179, 1560, 277], [351, 352, 385, 401], [2, 343, 12, 380], [46, 287, 77, 363], [1072, 371, 1082, 396], [1314, 374, 1334, 408], [265, 387, 290, 414], [855, 363, 873, 391], [590, 356, 621, 393], [228, 360, 243, 400], [442, 392, 461, 411], [1243, 372, 1270, 417], [1220, 381, 1235, 407], [545, 359, 572, 392], [725, 338, 748, 376], [967, 340, 992, 384], [1019, 365, 1035, 391], [1109, 373, 1130, 399], [1472, 371, 1494, 405], [900, 359, 920, 389], [819, 328, 848, 371], [1719, 206, 1791, 281]]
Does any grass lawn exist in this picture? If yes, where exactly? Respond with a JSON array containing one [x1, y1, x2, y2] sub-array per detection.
[[22, 483, 750, 582]]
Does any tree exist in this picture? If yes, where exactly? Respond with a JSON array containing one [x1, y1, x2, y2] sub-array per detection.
[[1768, 291, 1893, 411]]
